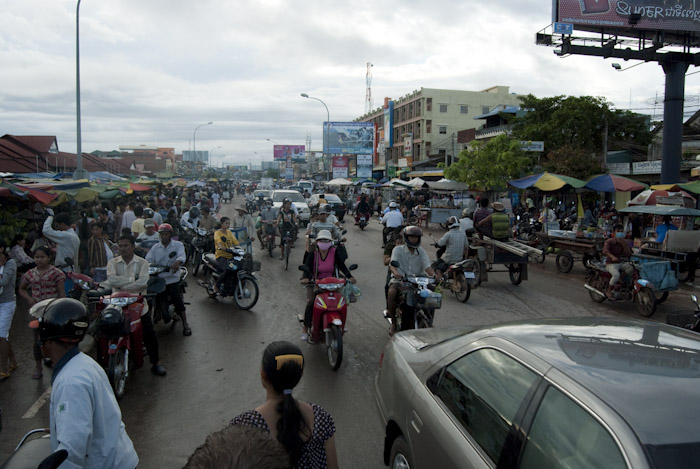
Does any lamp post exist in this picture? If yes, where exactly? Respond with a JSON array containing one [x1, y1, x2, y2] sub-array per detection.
[[209, 146, 221, 168], [193, 122, 213, 165], [73, 0, 89, 180], [301, 93, 330, 180]]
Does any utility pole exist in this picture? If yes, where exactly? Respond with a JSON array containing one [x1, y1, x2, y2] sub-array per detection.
[[451, 133, 456, 167]]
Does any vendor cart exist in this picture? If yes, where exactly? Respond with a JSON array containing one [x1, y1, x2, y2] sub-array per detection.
[[468, 236, 543, 286], [536, 233, 606, 274], [429, 207, 463, 227]]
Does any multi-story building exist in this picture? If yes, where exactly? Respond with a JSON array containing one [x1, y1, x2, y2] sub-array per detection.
[[356, 86, 524, 175]]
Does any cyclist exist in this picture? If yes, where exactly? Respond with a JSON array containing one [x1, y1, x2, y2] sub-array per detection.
[[276, 198, 298, 260]]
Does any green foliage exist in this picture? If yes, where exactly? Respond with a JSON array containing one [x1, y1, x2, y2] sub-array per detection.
[[0, 205, 28, 246], [541, 145, 602, 180], [264, 168, 280, 179], [445, 135, 534, 189]]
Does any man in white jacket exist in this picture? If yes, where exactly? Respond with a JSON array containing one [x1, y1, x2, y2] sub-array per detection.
[[43, 209, 81, 295], [36, 298, 138, 469]]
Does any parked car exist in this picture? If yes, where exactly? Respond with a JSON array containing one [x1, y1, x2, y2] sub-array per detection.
[[308, 193, 346, 220], [375, 318, 700, 468], [270, 190, 311, 226], [288, 185, 304, 194]]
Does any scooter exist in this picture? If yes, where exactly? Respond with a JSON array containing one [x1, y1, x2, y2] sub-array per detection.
[[148, 252, 189, 324], [94, 290, 147, 399], [430, 237, 476, 303], [191, 227, 213, 276], [385, 261, 442, 330], [201, 247, 260, 310], [584, 259, 657, 317], [666, 294, 700, 332], [63, 258, 95, 301], [1, 429, 67, 469], [298, 264, 358, 371], [356, 212, 370, 230]]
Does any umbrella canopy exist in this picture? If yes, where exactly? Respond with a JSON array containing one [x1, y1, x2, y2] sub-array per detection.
[[407, 177, 427, 188], [508, 172, 586, 191], [679, 181, 700, 195], [649, 183, 682, 191], [129, 183, 152, 192], [584, 174, 647, 192], [427, 179, 469, 191], [327, 178, 352, 186], [0, 181, 56, 205], [619, 205, 700, 216], [628, 189, 696, 207]]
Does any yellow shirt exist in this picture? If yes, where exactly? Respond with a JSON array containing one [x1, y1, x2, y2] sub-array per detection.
[[215, 229, 239, 258]]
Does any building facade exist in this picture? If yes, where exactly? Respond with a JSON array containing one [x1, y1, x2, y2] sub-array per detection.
[[357, 86, 524, 174]]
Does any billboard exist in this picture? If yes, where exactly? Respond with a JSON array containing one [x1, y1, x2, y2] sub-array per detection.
[[332, 156, 349, 178], [273, 145, 306, 163], [357, 154, 373, 178], [556, 0, 700, 34], [325, 122, 375, 155], [383, 100, 394, 147]]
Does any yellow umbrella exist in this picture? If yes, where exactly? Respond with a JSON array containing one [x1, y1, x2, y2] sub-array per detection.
[[650, 183, 682, 191]]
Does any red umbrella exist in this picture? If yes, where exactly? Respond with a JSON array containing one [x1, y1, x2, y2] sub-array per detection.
[[584, 174, 647, 192], [129, 183, 152, 192], [628, 189, 696, 207]]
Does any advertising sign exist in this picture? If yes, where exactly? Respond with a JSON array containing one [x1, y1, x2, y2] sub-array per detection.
[[383, 101, 394, 147], [404, 134, 413, 158], [332, 156, 349, 178], [556, 0, 700, 34], [519, 141, 545, 152], [633, 160, 662, 174], [357, 154, 373, 178], [285, 157, 294, 180], [324, 122, 375, 155], [606, 162, 631, 175], [273, 145, 306, 163]]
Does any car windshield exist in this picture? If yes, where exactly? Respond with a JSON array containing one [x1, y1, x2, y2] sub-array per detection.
[[325, 194, 341, 203], [273, 191, 305, 203]]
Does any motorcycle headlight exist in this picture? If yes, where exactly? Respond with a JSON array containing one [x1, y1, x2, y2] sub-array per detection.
[[103, 297, 138, 306], [78, 279, 92, 290], [149, 266, 164, 275], [319, 283, 344, 291]]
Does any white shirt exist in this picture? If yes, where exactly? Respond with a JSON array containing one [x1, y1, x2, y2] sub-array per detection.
[[50, 351, 139, 469], [180, 211, 199, 229], [459, 217, 474, 232], [120, 211, 136, 231], [42, 216, 81, 269], [145, 240, 186, 285], [382, 209, 404, 228]]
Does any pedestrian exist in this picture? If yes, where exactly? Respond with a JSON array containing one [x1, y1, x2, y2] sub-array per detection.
[[35, 298, 139, 468], [87, 222, 113, 283], [0, 245, 18, 380], [230, 341, 339, 469], [9, 234, 36, 274], [121, 202, 136, 233], [18, 246, 65, 379], [42, 209, 81, 295]]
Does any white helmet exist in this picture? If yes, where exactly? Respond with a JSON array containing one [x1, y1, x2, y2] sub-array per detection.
[[316, 230, 333, 241], [389, 201, 398, 209], [448, 216, 460, 229]]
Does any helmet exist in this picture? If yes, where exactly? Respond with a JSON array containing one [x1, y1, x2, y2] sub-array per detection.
[[144, 208, 155, 218], [257, 192, 264, 198], [264, 197, 272, 205], [189, 207, 200, 219], [283, 198, 292, 204], [318, 204, 332, 215], [158, 223, 173, 233], [389, 201, 398, 209], [38, 298, 89, 343], [316, 230, 333, 241], [461, 208, 471, 218], [96, 305, 125, 338], [403, 225, 423, 248], [448, 216, 460, 229]]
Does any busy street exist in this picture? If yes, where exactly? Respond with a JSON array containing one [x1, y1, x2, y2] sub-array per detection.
[[1, 190, 696, 468]]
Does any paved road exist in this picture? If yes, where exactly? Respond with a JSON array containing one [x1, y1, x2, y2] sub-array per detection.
[[1, 200, 695, 467]]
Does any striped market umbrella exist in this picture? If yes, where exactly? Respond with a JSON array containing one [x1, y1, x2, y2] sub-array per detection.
[[584, 174, 648, 193], [508, 172, 586, 191]]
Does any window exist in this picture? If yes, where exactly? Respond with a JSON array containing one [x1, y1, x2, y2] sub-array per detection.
[[482, 106, 490, 115], [426, 120, 432, 134], [426, 98, 432, 112], [435, 349, 538, 463], [460, 105, 469, 114], [438, 149, 446, 157], [439, 104, 448, 113], [439, 125, 447, 134], [520, 387, 626, 469]]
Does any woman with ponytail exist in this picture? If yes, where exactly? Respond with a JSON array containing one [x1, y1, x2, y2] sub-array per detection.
[[230, 341, 338, 468]]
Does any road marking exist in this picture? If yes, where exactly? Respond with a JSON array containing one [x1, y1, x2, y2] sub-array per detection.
[[22, 386, 52, 419]]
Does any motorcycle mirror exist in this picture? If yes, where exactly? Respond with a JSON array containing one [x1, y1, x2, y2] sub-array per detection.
[[390, 260, 400, 268], [169, 252, 177, 258], [348, 264, 358, 271]]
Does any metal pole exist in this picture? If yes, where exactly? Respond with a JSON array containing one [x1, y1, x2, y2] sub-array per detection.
[[301, 94, 330, 179], [193, 122, 213, 166], [660, 61, 688, 184], [73, 0, 88, 180]]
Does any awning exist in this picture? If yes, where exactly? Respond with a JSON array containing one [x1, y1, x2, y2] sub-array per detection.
[[406, 170, 444, 178]]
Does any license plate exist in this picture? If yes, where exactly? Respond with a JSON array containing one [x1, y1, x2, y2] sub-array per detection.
[[464, 272, 476, 279]]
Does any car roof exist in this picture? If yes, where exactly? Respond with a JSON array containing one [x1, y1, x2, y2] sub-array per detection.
[[415, 318, 700, 447]]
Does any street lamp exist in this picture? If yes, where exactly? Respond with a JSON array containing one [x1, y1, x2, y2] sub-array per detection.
[[74, 0, 89, 180], [209, 146, 221, 168], [301, 93, 330, 180], [193, 121, 213, 166]]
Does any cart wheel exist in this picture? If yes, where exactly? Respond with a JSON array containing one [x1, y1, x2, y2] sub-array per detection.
[[556, 251, 574, 273], [509, 264, 523, 285], [470, 258, 483, 286], [655, 291, 669, 304]]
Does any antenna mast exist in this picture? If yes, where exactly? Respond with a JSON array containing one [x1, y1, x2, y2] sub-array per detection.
[[365, 62, 373, 114]]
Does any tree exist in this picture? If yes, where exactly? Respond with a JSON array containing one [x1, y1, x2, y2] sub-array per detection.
[[541, 145, 601, 180], [445, 135, 534, 189], [264, 168, 279, 179]]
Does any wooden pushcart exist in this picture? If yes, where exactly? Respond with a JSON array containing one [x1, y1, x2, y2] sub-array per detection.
[[469, 237, 543, 286], [536, 233, 606, 274]]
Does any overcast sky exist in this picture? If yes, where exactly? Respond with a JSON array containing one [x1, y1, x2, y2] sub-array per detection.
[[2, 0, 699, 167]]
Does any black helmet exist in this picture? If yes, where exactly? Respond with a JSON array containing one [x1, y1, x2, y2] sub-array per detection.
[[318, 204, 332, 215], [97, 305, 125, 338], [403, 225, 423, 248], [189, 207, 200, 219], [38, 298, 89, 343], [143, 208, 155, 218]]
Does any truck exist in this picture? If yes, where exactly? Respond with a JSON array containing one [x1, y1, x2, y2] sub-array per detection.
[[260, 177, 274, 189]]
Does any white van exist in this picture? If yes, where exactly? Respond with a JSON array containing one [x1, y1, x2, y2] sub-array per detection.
[[298, 180, 314, 194]]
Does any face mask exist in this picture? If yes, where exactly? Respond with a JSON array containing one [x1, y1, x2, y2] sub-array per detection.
[[615, 232, 625, 239], [317, 241, 333, 250]]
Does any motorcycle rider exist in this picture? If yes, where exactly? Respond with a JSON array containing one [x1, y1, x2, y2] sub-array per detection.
[[380, 201, 404, 247], [354, 194, 371, 225], [136, 219, 160, 255], [213, 217, 240, 295], [198, 205, 217, 232], [459, 208, 475, 234], [603, 224, 634, 300], [36, 298, 139, 468], [257, 198, 278, 249], [299, 230, 355, 343], [386, 226, 436, 336], [433, 216, 467, 276], [102, 234, 166, 376], [277, 198, 298, 258], [180, 206, 201, 230], [145, 223, 191, 336]]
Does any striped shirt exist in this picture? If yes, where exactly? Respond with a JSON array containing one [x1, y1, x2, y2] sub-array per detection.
[[23, 266, 65, 301]]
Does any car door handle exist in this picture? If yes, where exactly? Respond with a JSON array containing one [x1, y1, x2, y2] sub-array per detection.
[[410, 410, 423, 434]]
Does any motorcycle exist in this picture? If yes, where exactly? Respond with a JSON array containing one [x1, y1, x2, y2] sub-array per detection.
[[260, 220, 277, 258], [62, 258, 95, 300], [436, 259, 476, 303], [191, 227, 213, 276], [245, 199, 257, 215], [297, 264, 358, 370], [386, 260, 442, 330], [356, 211, 370, 230], [584, 259, 657, 317], [222, 191, 231, 204], [94, 290, 147, 399], [148, 253, 189, 324], [666, 294, 700, 332], [1, 429, 67, 469], [512, 215, 546, 264], [201, 247, 260, 310]]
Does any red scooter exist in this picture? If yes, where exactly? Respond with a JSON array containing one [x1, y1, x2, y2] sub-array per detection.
[[94, 291, 146, 399], [299, 264, 358, 370]]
